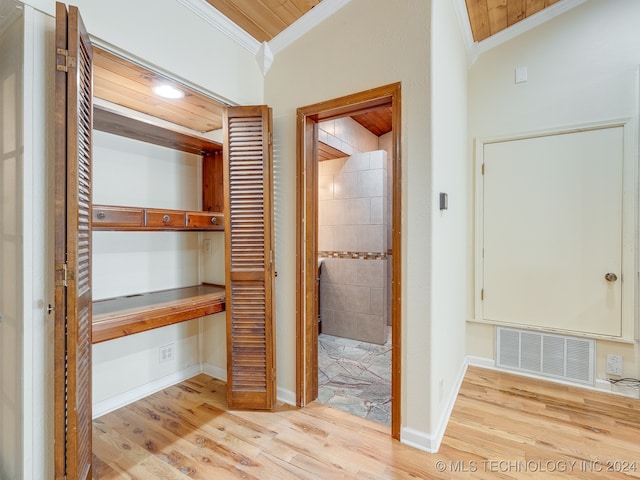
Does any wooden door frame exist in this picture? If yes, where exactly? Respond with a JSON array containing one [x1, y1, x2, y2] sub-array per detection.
[[295, 83, 402, 439]]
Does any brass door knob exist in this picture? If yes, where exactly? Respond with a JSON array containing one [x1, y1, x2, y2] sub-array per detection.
[[605, 272, 618, 282]]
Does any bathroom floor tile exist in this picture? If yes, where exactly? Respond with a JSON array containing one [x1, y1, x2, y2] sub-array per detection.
[[317, 327, 391, 425]]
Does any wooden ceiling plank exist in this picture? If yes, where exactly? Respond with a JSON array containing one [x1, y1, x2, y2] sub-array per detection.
[[525, 0, 546, 16], [93, 47, 224, 132], [352, 107, 393, 137], [318, 141, 348, 162], [93, 72, 221, 131], [506, 0, 526, 27], [288, 0, 322, 15], [465, 0, 492, 43], [93, 65, 217, 115], [487, 0, 508, 36], [206, 0, 280, 41], [259, 0, 308, 25], [94, 78, 221, 132], [94, 49, 223, 115]]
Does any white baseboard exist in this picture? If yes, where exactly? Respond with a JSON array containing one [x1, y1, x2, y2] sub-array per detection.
[[94, 362, 299, 419], [465, 355, 496, 369], [277, 386, 297, 406], [400, 359, 468, 453], [92, 364, 201, 419], [466, 355, 640, 399], [202, 363, 297, 405], [202, 363, 227, 382]]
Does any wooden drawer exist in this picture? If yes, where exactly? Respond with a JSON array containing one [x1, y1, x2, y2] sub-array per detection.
[[186, 211, 224, 230], [93, 205, 144, 229], [146, 209, 186, 228]]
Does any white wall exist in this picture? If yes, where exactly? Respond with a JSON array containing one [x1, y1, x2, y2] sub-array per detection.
[[429, 0, 469, 448], [68, 0, 264, 106], [0, 3, 55, 479], [91, 132, 206, 410], [467, 0, 640, 382], [265, 0, 447, 448], [0, 10, 24, 479]]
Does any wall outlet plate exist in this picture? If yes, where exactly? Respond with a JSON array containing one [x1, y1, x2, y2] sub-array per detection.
[[606, 354, 623, 376], [159, 343, 175, 363]]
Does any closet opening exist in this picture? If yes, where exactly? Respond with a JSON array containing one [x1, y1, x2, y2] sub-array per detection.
[[296, 83, 402, 439]]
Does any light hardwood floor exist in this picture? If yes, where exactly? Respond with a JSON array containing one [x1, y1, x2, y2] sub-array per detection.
[[93, 366, 640, 479]]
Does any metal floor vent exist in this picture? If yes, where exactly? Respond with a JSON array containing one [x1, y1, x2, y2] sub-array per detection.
[[496, 327, 594, 385]]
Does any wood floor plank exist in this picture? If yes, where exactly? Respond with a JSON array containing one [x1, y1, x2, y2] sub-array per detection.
[[94, 366, 640, 479]]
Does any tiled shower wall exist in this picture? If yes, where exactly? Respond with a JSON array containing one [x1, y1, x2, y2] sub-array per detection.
[[318, 148, 388, 344]]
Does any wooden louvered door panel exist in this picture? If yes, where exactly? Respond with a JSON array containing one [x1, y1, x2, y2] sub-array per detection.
[[54, 3, 93, 479], [223, 106, 276, 410]]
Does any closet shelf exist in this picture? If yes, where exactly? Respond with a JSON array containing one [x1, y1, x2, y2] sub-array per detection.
[[92, 204, 224, 231], [92, 284, 225, 344], [94, 104, 222, 155]]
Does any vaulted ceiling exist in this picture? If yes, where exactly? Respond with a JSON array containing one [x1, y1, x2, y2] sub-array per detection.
[[204, 0, 564, 44], [93, 0, 577, 138], [464, 0, 561, 42]]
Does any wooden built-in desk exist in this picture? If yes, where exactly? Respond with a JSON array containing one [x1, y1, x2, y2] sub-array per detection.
[[92, 284, 225, 343]]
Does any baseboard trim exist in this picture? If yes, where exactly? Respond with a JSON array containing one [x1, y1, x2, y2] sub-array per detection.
[[465, 355, 640, 399], [92, 365, 201, 419], [277, 386, 297, 406], [400, 359, 468, 453], [202, 363, 227, 382], [465, 355, 496, 369]]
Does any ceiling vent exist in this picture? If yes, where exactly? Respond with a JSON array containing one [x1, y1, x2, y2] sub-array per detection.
[[496, 327, 594, 385]]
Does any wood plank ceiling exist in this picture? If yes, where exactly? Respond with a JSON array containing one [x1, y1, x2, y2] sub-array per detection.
[[465, 0, 560, 42], [92, 1, 561, 138], [93, 47, 225, 133], [205, 0, 322, 42]]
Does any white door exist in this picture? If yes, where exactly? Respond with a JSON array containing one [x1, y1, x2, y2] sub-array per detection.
[[483, 126, 623, 337]]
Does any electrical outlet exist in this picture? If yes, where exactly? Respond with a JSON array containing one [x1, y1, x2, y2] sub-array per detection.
[[606, 354, 623, 376], [203, 239, 212, 255], [159, 343, 175, 363]]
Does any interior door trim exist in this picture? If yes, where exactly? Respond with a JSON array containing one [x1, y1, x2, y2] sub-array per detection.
[[473, 118, 637, 342], [295, 82, 402, 439]]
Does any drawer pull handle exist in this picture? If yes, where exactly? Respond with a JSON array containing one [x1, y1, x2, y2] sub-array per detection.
[[97, 211, 106, 220], [211, 217, 217, 224], [163, 215, 170, 223]]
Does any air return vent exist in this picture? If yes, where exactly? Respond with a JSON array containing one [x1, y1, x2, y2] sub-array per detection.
[[496, 327, 594, 385]]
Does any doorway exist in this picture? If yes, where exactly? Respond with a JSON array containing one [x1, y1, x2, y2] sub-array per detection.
[[295, 83, 402, 439]]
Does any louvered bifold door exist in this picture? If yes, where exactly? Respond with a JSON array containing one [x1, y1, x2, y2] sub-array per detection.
[[223, 106, 276, 410], [54, 3, 93, 479]]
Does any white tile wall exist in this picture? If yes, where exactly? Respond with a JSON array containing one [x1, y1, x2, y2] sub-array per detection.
[[317, 123, 391, 344]]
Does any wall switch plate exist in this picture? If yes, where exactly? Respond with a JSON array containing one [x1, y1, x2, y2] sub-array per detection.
[[159, 343, 175, 363], [515, 65, 528, 83], [606, 354, 623, 376]]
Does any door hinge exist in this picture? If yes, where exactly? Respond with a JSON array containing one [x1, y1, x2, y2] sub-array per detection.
[[55, 263, 74, 287], [269, 132, 273, 145], [480, 289, 484, 301], [56, 48, 76, 72], [55, 263, 68, 287], [481, 163, 485, 175]]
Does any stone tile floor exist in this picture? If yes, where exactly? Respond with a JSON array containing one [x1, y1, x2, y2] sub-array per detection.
[[316, 327, 391, 425]]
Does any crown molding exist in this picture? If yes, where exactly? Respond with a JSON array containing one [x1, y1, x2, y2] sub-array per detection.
[[268, 0, 351, 56], [256, 41, 275, 76], [176, 0, 260, 55], [452, 0, 476, 67]]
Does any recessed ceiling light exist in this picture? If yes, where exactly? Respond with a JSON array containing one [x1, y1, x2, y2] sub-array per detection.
[[153, 84, 184, 99]]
